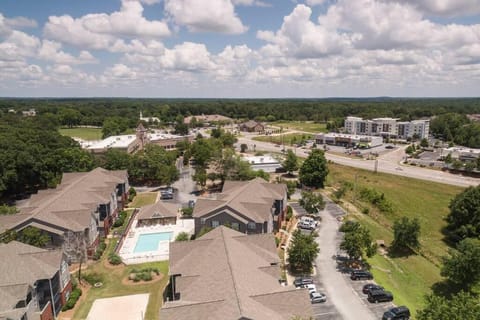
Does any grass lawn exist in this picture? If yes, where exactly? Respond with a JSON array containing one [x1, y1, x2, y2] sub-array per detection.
[[252, 133, 312, 146], [59, 127, 103, 140], [271, 121, 327, 133], [326, 163, 464, 314], [129, 192, 158, 208], [72, 240, 169, 320]]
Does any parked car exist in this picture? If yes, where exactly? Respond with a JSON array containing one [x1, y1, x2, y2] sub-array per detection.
[[382, 306, 410, 320], [310, 292, 327, 304], [367, 289, 394, 303], [362, 283, 383, 294], [297, 221, 315, 230], [350, 270, 373, 280], [293, 277, 313, 287], [300, 284, 317, 294]]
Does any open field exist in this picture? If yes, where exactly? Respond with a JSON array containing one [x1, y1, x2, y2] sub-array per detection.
[[326, 163, 464, 314], [252, 133, 312, 146], [271, 121, 327, 133], [59, 127, 103, 140], [72, 240, 169, 320], [129, 192, 158, 208]]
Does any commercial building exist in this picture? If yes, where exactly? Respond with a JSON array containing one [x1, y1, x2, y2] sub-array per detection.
[[243, 155, 282, 173], [192, 178, 287, 235], [0, 241, 72, 320], [0, 168, 129, 262], [442, 147, 480, 161], [315, 133, 383, 148], [344, 116, 429, 139], [184, 114, 233, 125], [148, 131, 194, 150], [160, 226, 313, 320], [239, 120, 265, 132], [84, 134, 141, 154]]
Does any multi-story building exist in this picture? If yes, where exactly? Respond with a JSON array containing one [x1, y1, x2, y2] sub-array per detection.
[[192, 178, 287, 235], [344, 116, 429, 139], [160, 226, 313, 320], [0, 168, 129, 262], [0, 241, 72, 320]]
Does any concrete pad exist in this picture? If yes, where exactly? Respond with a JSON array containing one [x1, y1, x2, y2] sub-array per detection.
[[87, 294, 149, 320]]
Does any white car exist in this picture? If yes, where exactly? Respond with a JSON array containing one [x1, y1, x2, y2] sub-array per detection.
[[301, 284, 317, 294]]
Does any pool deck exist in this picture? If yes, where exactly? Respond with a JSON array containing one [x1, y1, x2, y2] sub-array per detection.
[[119, 218, 194, 265], [86, 294, 149, 320]]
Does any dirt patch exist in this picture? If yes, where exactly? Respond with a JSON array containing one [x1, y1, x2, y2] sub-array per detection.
[[122, 272, 164, 286]]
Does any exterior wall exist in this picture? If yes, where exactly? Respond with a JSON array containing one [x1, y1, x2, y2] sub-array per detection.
[[195, 210, 265, 235], [138, 217, 176, 227], [344, 117, 429, 139], [60, 280, 72, 305], [63, 231, 88, 263], [39, 301, 54, 320]]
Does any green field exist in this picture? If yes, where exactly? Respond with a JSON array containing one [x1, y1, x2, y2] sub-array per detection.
[[129, 192, 158, 208], [72, 240, 168, 320], [326, 163, 464, 314], [271, 121, 327, 133], [252, 133, 312, 146], [59, 127, 102, 140]]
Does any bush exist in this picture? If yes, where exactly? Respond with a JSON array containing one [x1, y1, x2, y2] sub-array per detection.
[[286, 206, 293, 221], [92, 240, 107, 260], [62, 286, 82, 311], [113, 211, 127, 228], [82, 273, 104, 286], [181, 207, 193, 218], [108, 253, 122, 265], [128, 187, 137, 202], [175, 232, 190, 242], [361, 207, 370, 215], [275, 237, 280, 247]]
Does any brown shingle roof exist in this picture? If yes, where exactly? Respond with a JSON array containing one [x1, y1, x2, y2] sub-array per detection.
[[0, 168, 127, 233], [192, 178, 287, 224], [136, 201, 179, 220], [0, 242, 64, 311], [160, 226, 312, 320]]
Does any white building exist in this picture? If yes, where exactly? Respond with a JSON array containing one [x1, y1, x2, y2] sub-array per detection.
[[243, 155, 282, 173], [139, 111, 160, 124], [442, 147, 480, 161], [315, 133, 383, 148], [344, 116, 429, 139], [84, 134, 141, 154]]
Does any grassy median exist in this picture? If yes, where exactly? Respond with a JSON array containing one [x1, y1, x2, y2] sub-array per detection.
[[326, 163, 464, 315]]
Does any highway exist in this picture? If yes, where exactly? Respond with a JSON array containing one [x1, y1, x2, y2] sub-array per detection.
[[237, 136, 480, 188]]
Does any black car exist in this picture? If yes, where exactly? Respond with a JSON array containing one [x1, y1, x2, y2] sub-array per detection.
[[293, 277, 313, 287], [382, 306, 410, 320], [350, 270, 373, 280], [362, 283, 383, 294], [367, 289, 394, 303]]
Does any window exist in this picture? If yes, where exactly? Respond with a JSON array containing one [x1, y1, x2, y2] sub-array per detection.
[[247, 222, 256, 230], [212, 220, 220, 228], [200, 218, 206, 225], [231, 222, 239, 230]]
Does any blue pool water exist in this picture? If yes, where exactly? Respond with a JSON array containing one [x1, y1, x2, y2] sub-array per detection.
[[133, 232, 173, 253]]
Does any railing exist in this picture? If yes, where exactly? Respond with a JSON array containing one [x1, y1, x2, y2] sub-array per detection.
[[115, 208, 138, 254]]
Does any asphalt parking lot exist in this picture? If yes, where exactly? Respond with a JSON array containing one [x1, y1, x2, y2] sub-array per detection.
[[310, 273, 343, 320]]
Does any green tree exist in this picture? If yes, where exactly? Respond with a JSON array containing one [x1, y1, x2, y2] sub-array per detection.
[[17, 226, 50, 247], [420, 138, 429, 148], [103, 149, 131, 170], [299, 149, 329, 188], [406, 145, 415, 155], [391, 217, 421, 253], [58, 108, 81, 128], [193, 167, 207, 188], [417, 291, 480, 320], [287, 229, 319, 273], [102, 117, 129, 138], [283, 150, 299, 175], [181, 207, 193, 218], [441, 238, 480, 291], [299, 191, 325, 214], [128, 145, 179, 186], [446, 186, 480, 242], [0, 205, 17, 215], [175, 232, 190, 242], [174, 115, 189, 135], [339, 221, 376, 260]]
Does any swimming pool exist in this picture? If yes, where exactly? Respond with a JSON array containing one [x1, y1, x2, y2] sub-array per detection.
[[133, 232, 173, 253]]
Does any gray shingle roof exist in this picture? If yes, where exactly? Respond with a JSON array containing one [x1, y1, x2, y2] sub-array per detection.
[[161, 226, 313, 320], [192, 178, 287, 223]]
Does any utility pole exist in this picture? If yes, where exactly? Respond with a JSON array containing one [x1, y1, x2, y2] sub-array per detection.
[[353, 173, 358, 204], [374, 159, 378, 173]]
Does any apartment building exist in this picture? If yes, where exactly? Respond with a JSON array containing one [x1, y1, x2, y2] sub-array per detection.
[[0, 241, 71, 320], [344, 116, 429, 139], [0, 168, 129, 262]]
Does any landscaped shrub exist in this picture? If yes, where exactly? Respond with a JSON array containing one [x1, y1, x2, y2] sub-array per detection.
[[93, 239, 107, 260], [108, 253, 122, 265], [275, 237, 280, 247], [286, 206, 293, 221], [82, 272, 104, 286], [62, 286, 82, 311], [113, 211, 127, 228], [127, 267, 159, 282], [128, 187, 136, 202]]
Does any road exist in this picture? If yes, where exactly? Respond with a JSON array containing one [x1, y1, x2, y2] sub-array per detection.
[[314, 201, 376, 320], [237, 135, 479, 188]]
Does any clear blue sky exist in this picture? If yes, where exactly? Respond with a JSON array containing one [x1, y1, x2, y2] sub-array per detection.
[[0, 0, 479, 97]]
